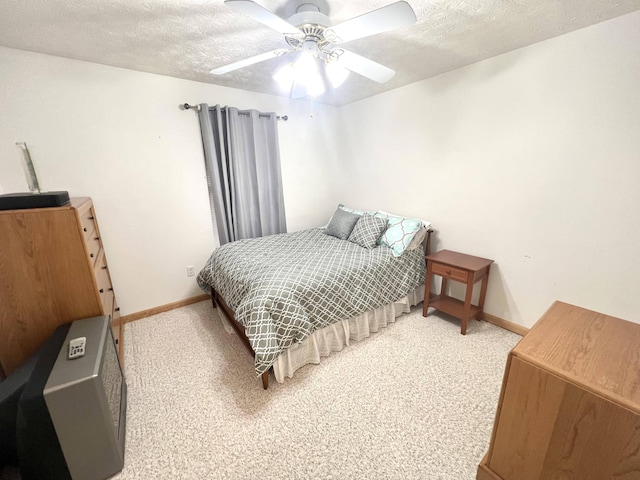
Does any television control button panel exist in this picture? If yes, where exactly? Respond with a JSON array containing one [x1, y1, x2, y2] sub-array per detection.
[[68, 337, 86, 359]]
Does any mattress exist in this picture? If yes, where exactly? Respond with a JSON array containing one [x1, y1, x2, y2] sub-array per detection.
[[197, 228, 426, 375]]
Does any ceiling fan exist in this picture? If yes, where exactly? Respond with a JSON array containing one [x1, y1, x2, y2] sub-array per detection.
[[211, 0, 417, 98]]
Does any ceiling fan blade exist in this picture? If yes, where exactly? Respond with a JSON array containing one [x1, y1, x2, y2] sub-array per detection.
[[324, 1, 416, 44], [334, 49, 395, 84], [224, 0, 302, 35], [210, 49, 290, 75]]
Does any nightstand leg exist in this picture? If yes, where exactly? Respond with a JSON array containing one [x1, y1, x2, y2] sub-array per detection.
[[461, 276, 474, 335], [477, 266, 491, 321], [423, 261, 433, 317]]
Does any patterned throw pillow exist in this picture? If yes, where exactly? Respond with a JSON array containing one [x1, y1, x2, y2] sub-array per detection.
[[348, 214, 388, 249], [375, 212, 423, 257], [325, 207, 361, 240], [322, 203, 375, 228]]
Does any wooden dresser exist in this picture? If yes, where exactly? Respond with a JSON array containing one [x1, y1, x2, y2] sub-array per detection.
[[0, 197, 122, 376], [477, 301, 640, 480]]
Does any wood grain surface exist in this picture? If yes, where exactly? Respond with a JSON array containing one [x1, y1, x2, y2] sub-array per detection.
[[479, 301, 640, 480], [0, 198, 123, 374]]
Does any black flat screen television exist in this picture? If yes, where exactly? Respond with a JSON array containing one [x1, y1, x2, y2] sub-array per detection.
[[16, 315, 127, 480]]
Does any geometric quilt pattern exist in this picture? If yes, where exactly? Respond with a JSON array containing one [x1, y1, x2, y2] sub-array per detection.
[[197, 228, 426, 376]]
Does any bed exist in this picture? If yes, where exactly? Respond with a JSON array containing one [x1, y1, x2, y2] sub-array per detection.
[[197, 207, 432, 389]]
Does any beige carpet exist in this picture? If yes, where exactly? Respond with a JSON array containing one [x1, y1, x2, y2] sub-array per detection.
[[1, 300, 521, 480]]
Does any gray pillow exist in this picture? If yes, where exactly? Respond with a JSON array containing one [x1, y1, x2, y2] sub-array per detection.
[[325, 207, 361, 240], [348, 214, 388, 249]]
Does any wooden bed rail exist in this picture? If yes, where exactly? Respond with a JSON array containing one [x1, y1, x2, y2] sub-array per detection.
[[210, 291, 270, 390]]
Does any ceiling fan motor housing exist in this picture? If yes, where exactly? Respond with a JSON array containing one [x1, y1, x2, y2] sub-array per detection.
[[285, 24, 330, 53], [302, 40, 321, 54], [288, 3, 332, 28]]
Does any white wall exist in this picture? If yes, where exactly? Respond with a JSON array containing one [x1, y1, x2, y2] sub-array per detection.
[[337, 11, 640, 327], [0, 46, 344, 315], [2, 10, 639, 328]]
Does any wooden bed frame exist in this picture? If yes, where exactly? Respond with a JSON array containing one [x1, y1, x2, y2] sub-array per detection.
[[209, 290, 272, 389], [209, 229, 433, 390]]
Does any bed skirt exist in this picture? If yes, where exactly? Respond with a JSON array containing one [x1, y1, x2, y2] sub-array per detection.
[[218, 285, 425, 383]]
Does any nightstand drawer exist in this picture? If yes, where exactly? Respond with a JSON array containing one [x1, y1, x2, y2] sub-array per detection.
[[431, 262, 468, 282]]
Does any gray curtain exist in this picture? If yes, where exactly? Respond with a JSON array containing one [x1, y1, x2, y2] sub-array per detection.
[[198, 104, 287, 245]]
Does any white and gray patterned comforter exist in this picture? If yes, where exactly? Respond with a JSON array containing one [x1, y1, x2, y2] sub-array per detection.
[[197, 228, 426, 375]]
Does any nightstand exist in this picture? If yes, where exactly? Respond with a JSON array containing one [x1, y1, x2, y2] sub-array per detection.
[[422, 249, 494, 334]]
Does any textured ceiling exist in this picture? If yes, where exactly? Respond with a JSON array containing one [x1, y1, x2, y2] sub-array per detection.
[[1, 0, 639, 106]]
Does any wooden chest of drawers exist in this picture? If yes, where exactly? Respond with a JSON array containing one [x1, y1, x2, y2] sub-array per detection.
[[0, 197, 123, 376], [477, 301, 640, 480]]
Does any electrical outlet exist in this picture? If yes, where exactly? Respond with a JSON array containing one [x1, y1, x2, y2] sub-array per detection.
[[186, 265, 195, 277]]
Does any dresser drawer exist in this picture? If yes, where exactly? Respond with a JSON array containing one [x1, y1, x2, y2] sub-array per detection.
[[105, 290, 120, 348], [102, 288, 115, 320], [111, 298, 123, 365], [111, 317, 120, 349], [432, 262, 469, 282], [86, 235, 102, 267], [111, 300, 120, 337], [78, 200, 101, 267], [95, 253, 114, 312], [111, 298, 120, 326], [79, 205, 98, 240]]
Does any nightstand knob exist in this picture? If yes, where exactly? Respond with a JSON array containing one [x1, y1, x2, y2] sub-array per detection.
[[446, 268, 451, 275]]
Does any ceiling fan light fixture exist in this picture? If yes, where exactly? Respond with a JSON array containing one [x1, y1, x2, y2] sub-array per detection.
[[273, 52, 325, 97], [325, 61, 349, 89], [294, 51, 317, 76], [293, 52, 325, 97], [273, 63, 295, 91], [305, 73, 325, 97]]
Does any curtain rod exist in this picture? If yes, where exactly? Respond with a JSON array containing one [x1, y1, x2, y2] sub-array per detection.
[[182, 103, 288, 121]]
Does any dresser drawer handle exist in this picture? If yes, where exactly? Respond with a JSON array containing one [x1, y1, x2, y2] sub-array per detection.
[[83, 227, 87, 232], [445, 268, 451, 275], [99, 288, 104, 293], [108, 287, 113, 292], [102, 266, 108, 270], [89, 216, 94, 220], [115, 307, 120, 312], [90, 253, 94, 258], [115, 338, 119, 345], [94, 237, 100, 241]]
